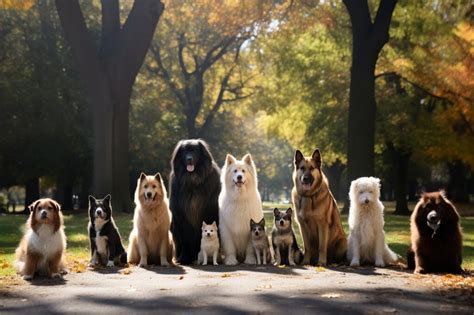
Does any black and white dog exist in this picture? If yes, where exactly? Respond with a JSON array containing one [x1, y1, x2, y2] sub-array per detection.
[[88, 195, 127, 267]]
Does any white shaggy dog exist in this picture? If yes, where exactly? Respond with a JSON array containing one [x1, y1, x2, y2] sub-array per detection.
[[219, 154, 263, 265], [347, 177, 398, 267]]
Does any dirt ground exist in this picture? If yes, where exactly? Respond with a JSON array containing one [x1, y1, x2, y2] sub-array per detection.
[[0, 264, 473, 314]]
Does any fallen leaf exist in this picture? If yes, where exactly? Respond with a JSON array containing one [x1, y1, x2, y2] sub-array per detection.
[[315, 266, 325, 272], [278, 264, 286, 268], [221, 273, 231, 278], [178, 276, 184, 280], [119, 268, 132, 275]]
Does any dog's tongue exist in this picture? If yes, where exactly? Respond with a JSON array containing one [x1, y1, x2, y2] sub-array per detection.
[[303, 184, 311, 191], [187, 164, 195, 172]]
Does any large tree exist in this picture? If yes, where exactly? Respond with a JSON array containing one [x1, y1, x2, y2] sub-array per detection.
[[343, 0, 397, 200], [55, 0, 164, 211], [148, 0, 290, 139]]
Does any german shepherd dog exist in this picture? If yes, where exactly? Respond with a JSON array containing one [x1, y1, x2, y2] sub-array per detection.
[[292, 149, 347, 266]]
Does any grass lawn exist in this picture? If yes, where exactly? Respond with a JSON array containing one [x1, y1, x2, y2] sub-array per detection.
[[1, 202, 472, 277]]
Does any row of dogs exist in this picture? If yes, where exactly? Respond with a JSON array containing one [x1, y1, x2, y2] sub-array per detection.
[[14, 140, 464, 280]]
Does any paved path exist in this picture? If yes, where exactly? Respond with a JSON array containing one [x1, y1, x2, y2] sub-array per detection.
[[1, 265, 472, 314]]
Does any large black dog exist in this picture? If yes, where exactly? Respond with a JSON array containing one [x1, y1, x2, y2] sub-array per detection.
[[169, 139, 221, 264]]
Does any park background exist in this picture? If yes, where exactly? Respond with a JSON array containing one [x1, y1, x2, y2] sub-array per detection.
[[0, 0, 473, 275]]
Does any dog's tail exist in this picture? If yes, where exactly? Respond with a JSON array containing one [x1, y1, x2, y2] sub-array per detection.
[[294, 247, 304, 265], [383, 244, 400, 265], [406, 247, 415, 270]]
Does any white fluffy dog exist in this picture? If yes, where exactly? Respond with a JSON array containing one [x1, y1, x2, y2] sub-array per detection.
[[219, 154, 263, 265], [347, 177, 398, 267]]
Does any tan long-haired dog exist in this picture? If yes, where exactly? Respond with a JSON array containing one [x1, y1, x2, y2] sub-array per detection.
[[292, 149, 347, 266], [15, 198, 67, 280], [128, 172, 174, 267]]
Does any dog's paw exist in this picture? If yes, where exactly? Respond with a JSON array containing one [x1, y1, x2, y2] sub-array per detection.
[[161, 261, 170, 267], [106, 260, 115, 268], [88, 260, 98, 267], [289, 261, 296, 266], [350, 259, 360, 267], [138, 261, 148, 268], [244, 257, 256, 265], [22, 274, 33, 281], [375, 260, 385, 268], [414, 267, 425, 274], [224, 256, 238, 266], [317, 260, 327, 267], [213, 262, 218, 266], [301, 257, 310, 265], [51, 273, 62, 279]]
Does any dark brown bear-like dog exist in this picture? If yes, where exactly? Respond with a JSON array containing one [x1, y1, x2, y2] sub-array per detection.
[[407, 192, 463, 274]]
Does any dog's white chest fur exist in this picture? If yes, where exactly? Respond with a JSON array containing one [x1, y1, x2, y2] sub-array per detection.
[[94, 219, 109, 257], [273, 233, 293, 248], [201, 237, 219, 255], [27, 225, 65, 271]]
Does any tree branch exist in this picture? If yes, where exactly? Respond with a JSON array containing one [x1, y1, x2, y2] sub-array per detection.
[[100, 0, 120, 56], [199, 36, 236, 73], [372, 0, 398, 50], [55, 0, 101, 92], [342, 0, 372, 39], [177, 33, 190, 77], [150, 44, 186, 106], [121, 0, 164, 82]]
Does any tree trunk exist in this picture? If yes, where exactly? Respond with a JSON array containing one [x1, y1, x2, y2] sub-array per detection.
[[393, 151, 411, 215], [325, 160, 344, 201], [343, 0, 398, 211], [24, 177, 40, 214], [55, 0, 164, 211], [447, 161, 470, 203]]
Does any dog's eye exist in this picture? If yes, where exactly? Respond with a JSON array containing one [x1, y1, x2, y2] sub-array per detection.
[[242, 169, 245, 173], [152, 185, 157, 188], [48, 206, 52, 210], [359, 191, 364, 194], [144, 185, 148, 189], [300, 166, 304, 170], [309, 166, 314, 171], [234, 170, 237, 173], [210, 230, 213, 232]]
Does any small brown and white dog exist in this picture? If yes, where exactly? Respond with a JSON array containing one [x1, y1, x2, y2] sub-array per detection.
[[15, 198, 67, 280], [197, 221, 220, 266], [128, 172, 174, 267]]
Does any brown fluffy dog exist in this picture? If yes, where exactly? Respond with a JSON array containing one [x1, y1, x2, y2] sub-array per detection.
[[407, 192, 463, 274], [15, 198, 67, 280], [292, 149, 347, 266], [128, 173, 174, 267]]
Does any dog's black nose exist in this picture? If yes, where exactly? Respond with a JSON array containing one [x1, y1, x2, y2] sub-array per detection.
[[207, 232, 210, 236], [364, 199, 369, 204], [279, 220, 284, 226], [427, 211, 439, 222], [146, 192, 152, 198], [302, 175, 312, 184], [186, 155, 194, 164], [96, 209, 102, 215], [255, 231, 259, 236], [237, 175, 243, 181], [40, 210, 48, 219]]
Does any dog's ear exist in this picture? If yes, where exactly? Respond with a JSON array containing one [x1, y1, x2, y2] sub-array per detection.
[[103, 194, 111, 207], [258, 218, 265, 226], [250, 218, 255, 226], [225, 154, 236, 166], [312, 149, 322, 169], [50, 199, 61, 213], [211, 221, 217, 228], [139, 172, 147, 182], [88, 195, 96, 207], [49, 199, 62, 232], [202, 221, 206, 229], [28, 199, 40, 213], [294, 150, 304, 166], [286, 208, 293, 216], [243, 153, 253, 166], [273, 208, 280, 217], [154, 172, 163, 183]]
